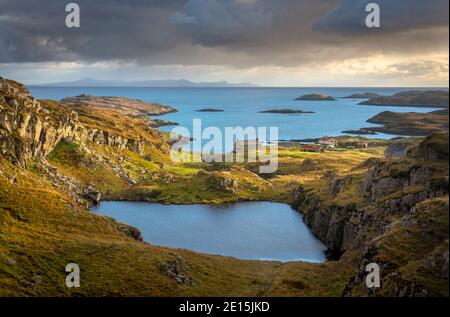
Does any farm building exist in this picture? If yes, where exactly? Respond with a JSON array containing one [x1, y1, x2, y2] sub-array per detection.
[[300, 144, 325, 153]]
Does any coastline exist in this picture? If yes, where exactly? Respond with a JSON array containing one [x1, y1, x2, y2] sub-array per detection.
[[1, 77, 448, 296]]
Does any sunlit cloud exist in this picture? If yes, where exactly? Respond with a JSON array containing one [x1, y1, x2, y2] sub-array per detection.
[[0, 0, 448, 86]]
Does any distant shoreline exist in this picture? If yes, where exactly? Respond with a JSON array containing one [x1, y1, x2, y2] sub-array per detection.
[[29, 85, 450, 89]]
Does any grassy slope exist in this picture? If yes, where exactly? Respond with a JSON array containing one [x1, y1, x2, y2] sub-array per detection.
[[1, 156, 356, 296], [1, 139, 383, 296], [2, 82, 447, 296]]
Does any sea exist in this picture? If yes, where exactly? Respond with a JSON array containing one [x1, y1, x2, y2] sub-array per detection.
[[29, 86, 443, 142]]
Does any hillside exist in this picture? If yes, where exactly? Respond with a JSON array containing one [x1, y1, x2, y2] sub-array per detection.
[[292, 133, 449, 296], [0, 77, 448, 296], [359, 90, 449, 108], [346, 109, 449, 136]]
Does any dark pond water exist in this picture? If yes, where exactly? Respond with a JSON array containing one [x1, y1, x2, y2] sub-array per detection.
[[91, 201, 326, 263]]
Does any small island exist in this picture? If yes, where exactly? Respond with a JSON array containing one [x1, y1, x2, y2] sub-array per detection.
[[259, 109, 315, 114], [343, 92, 381, 99], [295, 93, 336, 101], [359, 90, 449, 108], [196, 108, 224, 112]]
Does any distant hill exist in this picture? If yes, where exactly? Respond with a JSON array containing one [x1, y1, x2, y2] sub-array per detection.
[[343, 92, 382, 99], [359, 90, 449, 108], [38, 78, 259, 88]]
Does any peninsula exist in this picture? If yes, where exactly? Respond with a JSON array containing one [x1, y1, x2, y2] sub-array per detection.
[[359, 90, 449, 108]]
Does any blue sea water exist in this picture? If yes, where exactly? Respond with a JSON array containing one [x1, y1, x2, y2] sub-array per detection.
[[29, 86, 442, 142]]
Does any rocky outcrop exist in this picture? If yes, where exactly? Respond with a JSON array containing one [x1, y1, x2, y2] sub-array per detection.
[[416, 133, 449, 161], [292, 135, 449, 296], [343, 198, 449, 297], [38, 162, 102, 207], [361, 164, 434, 200], [208, 172, 239, 193], [158, 254, 195, 285], [0, 77, 149, 165], [0, 253, 16, 266], [328, 175, 353, 196], [0, 77, 166, 207], [293, 159, 448, 258], [81, 184, 102, 205], [87, 129, 145, 155], [0, 78, 85, 165], [292, 185, 360, 259], [61, 94, 176, 117], [118, 225, 144, 241]]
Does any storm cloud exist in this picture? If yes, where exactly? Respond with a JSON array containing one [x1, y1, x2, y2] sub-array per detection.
[[314, 0, 449, 34], [0, 0, 448, 85]]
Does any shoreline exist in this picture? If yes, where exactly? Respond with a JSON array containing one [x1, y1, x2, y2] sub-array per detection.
[[90, 199, 330, 264]]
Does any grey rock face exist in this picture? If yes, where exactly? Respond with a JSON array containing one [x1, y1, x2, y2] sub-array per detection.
[[1, 78, 147, 166]]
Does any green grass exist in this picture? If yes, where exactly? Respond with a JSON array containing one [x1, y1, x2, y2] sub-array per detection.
[[1, 83, 448, 297], [1, 157, 351, 296]]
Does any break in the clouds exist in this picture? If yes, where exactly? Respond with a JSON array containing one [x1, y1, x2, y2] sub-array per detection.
[[0, 0, 448, 86]]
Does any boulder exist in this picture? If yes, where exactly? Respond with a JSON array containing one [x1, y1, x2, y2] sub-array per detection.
[[119, 225, 144, 241], [208, 172, 238, 192]]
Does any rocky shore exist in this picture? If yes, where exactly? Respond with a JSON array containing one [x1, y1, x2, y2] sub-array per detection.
[[61, 94, 177, 117]]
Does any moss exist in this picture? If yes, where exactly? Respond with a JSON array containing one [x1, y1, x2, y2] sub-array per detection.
[[48, 140, 80, 164]]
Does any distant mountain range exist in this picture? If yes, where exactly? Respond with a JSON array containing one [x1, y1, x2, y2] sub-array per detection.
[[37, 78, 259, 88]]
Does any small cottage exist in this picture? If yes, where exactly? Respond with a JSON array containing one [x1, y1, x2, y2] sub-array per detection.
[[319, 137, 338, 148]]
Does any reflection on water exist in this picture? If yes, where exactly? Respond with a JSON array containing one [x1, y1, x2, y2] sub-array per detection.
[[91, 201, 327, 263]]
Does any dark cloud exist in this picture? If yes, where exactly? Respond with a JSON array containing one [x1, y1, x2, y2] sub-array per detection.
[[0, 0, 448, 68], [0, 0, 187, 62], [314, 0, 449, 34]]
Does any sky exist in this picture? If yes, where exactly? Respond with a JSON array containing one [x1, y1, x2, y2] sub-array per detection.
[[0, 0, 448, 87]]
